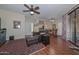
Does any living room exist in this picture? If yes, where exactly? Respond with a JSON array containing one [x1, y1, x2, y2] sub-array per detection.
[[0, 4, 79, 55]]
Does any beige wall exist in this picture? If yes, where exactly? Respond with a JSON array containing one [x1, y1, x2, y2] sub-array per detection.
[[55, 19, 62, 36], [0, 9, 43, 40], [57, 22, 62, 36], [0, 9, 63, 40], [0, 9, 25, 40], [25, 14, 41, 34]]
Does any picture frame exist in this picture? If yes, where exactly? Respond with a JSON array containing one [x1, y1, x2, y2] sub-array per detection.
[[13, 21, 21, 29]]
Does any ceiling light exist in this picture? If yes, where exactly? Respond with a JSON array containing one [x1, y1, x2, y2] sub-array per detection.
[[17, 25, 21, 28], [30, 11, 34, 15]]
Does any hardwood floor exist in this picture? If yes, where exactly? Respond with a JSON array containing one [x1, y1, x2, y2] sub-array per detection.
[[30, 47, 49, 55], [0, 36, 77, 55], [32, 36, 77, 55], [0, 39, 45, 55]]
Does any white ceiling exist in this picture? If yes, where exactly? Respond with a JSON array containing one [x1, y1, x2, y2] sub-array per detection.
[[0, 4, 76, 19]]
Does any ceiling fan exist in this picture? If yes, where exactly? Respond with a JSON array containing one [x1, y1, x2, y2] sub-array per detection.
[[23, 4, 40, 15]]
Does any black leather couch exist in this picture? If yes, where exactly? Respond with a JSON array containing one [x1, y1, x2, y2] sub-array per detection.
[[25, 35, 39, 46], [25, 30, 50, 47]]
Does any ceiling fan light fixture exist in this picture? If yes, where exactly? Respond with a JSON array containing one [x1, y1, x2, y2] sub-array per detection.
[[23, 4, 40, 15], [30, 11, 34, 15]]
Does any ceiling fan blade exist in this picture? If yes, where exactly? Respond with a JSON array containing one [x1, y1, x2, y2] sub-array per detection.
[[33, 10, 40, 14], [23, 10, 30, 12], [34, 6, 39, 10], [24, 4, 30, 9], [31, 5, 33, 8]]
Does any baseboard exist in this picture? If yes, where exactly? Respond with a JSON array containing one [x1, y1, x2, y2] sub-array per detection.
[[57, 35, 62, 37], [15, 38, 25, 40], [6, 38, 25, 43], [68, 40, 79, 47]]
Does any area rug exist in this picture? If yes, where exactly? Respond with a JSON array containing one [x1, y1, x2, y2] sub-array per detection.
[[0, 39, 45, 55]]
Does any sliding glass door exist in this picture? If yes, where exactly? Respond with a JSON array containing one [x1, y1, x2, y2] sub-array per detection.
[[69, 11, 76, 43], [69, 7, 79, 46], [76, 8, 79, 46]]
